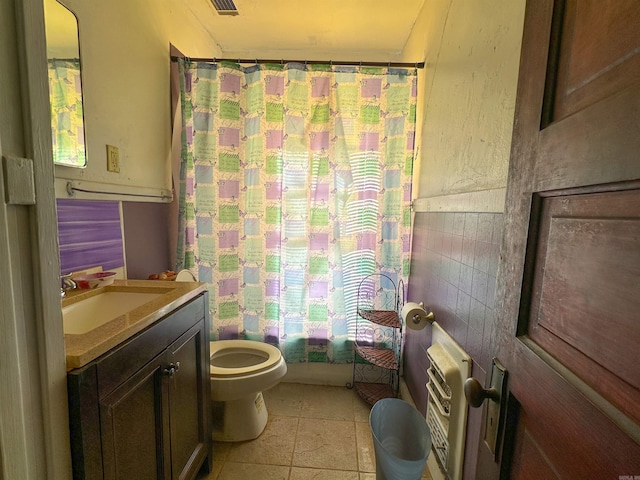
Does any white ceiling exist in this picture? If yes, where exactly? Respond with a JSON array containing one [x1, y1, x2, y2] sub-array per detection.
[[185, 0, 426, 62]]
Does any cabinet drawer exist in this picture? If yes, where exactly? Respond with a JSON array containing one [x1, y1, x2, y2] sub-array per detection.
[[97, 294, 205, 398]]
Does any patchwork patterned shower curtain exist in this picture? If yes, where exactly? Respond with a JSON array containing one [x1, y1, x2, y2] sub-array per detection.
[[175, 59, 417, 363]]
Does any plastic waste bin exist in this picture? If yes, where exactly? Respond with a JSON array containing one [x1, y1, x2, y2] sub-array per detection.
[[369, 398, 432, 480]]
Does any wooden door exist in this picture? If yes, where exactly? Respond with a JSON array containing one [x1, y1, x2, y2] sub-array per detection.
[[100, 354, 170, 480], [1, 0, 72, 478], [167, 320, 210, 480], [477, 0, 640, 477]]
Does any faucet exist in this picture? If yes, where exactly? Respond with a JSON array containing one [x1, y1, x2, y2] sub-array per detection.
[[60, 273, 77, 297]]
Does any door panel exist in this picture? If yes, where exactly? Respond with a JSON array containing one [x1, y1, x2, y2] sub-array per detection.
[[526, 189, 640, 424], [507, 339, 640, 477], [477, 0, 640, 477], [510, 411, 560, 480], [551, 0, 640, 122], [537, 84, 640, 190]]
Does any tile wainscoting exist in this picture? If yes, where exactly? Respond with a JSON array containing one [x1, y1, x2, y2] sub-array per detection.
[[405, 210, 503, 479]]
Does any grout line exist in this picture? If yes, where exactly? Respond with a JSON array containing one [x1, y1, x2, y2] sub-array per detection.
[[290, 406, 301, 470], [354, 419, 360, 473]]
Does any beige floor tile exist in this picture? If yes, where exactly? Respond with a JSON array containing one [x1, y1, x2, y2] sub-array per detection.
[[196, 443, 230, 480], [198, 460, 222, 480], [213, 442, 231, 463], [355, 421, 375, 473], [300, 384, 356, 421], [353, 396, 372, 423], [358, 466, 431, 480], [204, 383, 434, 480], [292, 418, 358, 471], [263, 382, 304, 417], [216, 462, 290, 480], [359, 461, 433, 480], [226, 415, 298, 466], [290, 467, 360, 479]]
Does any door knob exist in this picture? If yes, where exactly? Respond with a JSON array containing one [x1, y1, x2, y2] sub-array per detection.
[[464, 378, 500, 407]]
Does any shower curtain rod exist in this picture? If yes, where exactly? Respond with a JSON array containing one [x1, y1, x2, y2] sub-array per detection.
[[171, 55, 424, 69]]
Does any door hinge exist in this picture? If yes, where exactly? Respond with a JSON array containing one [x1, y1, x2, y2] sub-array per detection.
[[2, 155, 36, 205]]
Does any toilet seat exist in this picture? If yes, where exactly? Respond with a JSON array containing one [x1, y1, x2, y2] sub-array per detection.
[[175, 269, 197, 281], [210, 340, 282, 378]]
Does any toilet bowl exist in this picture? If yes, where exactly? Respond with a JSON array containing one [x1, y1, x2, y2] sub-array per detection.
[[210, 340, 287, 442]]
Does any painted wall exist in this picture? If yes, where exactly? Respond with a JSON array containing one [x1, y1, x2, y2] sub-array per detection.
[[405, 0, 525, 203], [121, 201, 173, 279], [401, 1, 526, 479], [50, 0, 225, 278], [53, 0, 222, 200]]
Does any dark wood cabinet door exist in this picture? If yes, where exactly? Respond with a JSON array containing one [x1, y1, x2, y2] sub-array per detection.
[[69, 293, 210, 480], [167, 319, 210, 480], [99, 353, 170, 480], [477, 0, 640, 478]]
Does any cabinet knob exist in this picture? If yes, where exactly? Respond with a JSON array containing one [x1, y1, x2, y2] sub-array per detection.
[[163, 362, 180, 377]]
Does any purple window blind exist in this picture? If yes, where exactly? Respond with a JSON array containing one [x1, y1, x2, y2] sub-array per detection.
[[56, 199, 125, 274]]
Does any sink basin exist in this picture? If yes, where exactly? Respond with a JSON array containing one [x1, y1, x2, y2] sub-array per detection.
[[62, 291, 162, 334]]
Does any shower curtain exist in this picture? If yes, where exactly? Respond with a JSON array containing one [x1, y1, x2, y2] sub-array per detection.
[[174, 59, 417, 363]]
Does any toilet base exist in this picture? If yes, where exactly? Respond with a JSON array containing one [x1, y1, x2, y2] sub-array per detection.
[[212, 391, 268, 442]]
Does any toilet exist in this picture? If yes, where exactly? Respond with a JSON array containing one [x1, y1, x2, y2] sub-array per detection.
[[209, 339, 287, 442], [173, 271, 287, 441]]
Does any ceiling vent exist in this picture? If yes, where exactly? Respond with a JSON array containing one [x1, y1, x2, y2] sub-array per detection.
[[211, 0, 239, 15]]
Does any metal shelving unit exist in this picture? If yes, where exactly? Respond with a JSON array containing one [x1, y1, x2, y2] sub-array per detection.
[[347, 273, 404, 405]]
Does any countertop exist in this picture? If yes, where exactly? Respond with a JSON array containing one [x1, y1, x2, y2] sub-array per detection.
[[63, 279, 207, 370]]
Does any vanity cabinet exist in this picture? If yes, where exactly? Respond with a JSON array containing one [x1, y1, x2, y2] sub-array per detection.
[[67, 293, 211, 480]]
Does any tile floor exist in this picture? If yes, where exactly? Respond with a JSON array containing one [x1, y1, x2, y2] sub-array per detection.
[[198, 383, 433, 480]]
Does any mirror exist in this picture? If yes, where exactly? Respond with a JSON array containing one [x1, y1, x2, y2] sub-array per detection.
[[44, 0, 87, 168]]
